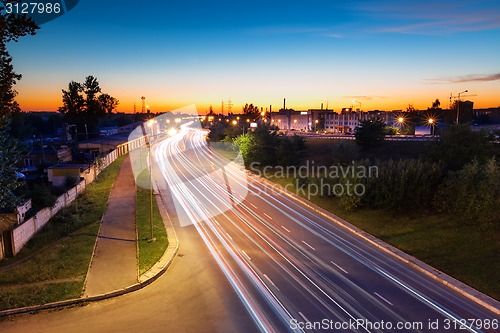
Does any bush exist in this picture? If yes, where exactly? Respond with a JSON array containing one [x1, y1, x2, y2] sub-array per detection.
[[434, 158, 499, 229], [64, 174, 79, 189], [276, 135, 305, 166], [29, 185, 58, 210], [331, 140, 359, 165], [233, 124, 307, 168], [356, 159, 444, 211], [427, 124, 491, 171]]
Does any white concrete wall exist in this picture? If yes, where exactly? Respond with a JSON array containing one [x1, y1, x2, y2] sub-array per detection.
[[9, 136, 147, 257]]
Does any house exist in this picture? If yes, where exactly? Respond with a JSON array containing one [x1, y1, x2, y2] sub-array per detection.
[[17, 146, 72, 169], [47, 163, 96, 187]]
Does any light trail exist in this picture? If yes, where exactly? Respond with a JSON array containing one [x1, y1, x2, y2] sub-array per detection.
[[149, 123, 496, 333]]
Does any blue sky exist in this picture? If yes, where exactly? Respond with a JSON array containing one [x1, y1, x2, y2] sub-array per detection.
[[8, 0, 500, 112]]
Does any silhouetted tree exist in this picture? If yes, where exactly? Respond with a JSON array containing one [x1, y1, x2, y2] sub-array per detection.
[[0, 3, 38, 116], [59, 76, 118, 138], [354, 119, 386, 150], [243, 103, 259, 117], [431, 99, 441, 110], [98, 93, 119, 114], [0, 3, 38, 209]]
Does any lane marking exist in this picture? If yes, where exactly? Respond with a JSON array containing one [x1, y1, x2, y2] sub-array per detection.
[[214, 221, 220, 226], [241, 250, 252, 261], [249, 203, 257, 209], [330, 261, 348, 274], [263, 274, 280, 291], [281, 225, 291, 233], [374, 292, 393, 306], [263, 213, 273, 220], [302, 241, 316, 251], [298, 311, 310, 323], [225, 232, 232, 240]]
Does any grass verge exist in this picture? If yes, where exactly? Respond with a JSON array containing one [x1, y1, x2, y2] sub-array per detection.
[[0, 155, 127, 310], [136, 170, 168, 275], [267, 174, 499, 300]]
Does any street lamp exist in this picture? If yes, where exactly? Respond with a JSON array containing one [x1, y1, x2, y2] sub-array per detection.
[[456, 89, 468, 125], [352, 99, 361, 111], [428, 118, 435, 135]]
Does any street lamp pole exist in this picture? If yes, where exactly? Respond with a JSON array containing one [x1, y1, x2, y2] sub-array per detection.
[[146, 119, 156, 242], [456, 89, 468, 125], [149, 151, 154, 242], [428, 118, 435, 135]]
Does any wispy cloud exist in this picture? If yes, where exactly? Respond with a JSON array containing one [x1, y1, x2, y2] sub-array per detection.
[[322, 33, 344, 38], [354, 1, 500, 35], [246, 26, 326, 35], [426, 73, 500, 84]]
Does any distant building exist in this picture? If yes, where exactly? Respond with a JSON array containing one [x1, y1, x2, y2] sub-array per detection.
[[117, 121, 143, 134], [270, 108, 397, 133], [17, 146, 72, 170], [99, 126, 118, 136]]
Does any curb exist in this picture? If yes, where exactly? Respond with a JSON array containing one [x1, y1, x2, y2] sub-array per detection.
[[251, 172, 500, 315], [0, 189, 179, 318]]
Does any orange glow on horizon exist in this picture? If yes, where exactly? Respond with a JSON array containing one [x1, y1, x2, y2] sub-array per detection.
[[14, 90, 500, 113]]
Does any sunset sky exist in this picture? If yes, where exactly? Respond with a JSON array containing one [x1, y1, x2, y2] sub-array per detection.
[[7, 0, 500, 113]]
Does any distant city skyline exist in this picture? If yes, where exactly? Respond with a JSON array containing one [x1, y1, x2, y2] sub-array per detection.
[[8, 0, 500, 113]]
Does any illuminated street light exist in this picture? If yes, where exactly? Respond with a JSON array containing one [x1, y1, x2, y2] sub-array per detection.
[[428, 118, 435, 135], [232, 120, 237, 125], [398, 117, 404, 124]]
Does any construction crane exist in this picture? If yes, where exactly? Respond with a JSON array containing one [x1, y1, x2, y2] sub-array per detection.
[[449, 92, 477, 109]]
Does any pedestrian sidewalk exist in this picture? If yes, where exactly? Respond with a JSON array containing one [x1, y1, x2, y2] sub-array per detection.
[[83, 155, 138, 297]]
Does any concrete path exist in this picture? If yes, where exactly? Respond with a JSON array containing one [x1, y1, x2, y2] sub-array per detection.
[[84, 156, 137, 296]]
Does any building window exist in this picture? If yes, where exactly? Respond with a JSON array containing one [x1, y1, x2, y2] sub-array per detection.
[[24, 158, 34, 167]]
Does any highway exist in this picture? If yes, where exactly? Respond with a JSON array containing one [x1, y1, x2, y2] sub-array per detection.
[[152, 122, 499, 333], [0, 121, 497, 333]]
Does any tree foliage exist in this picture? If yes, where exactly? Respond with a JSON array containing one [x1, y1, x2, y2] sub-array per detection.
[[426, 124, 491, 171], [0, 116, 22, 209], [232, 124, 305, 168], [0, 4, 38, 209], [354, 119, 386, 150], [434, 158, 499, 230], [58, 75, 119, 137], [243, 103, 260, 117], [0, 3, 38, 116]]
